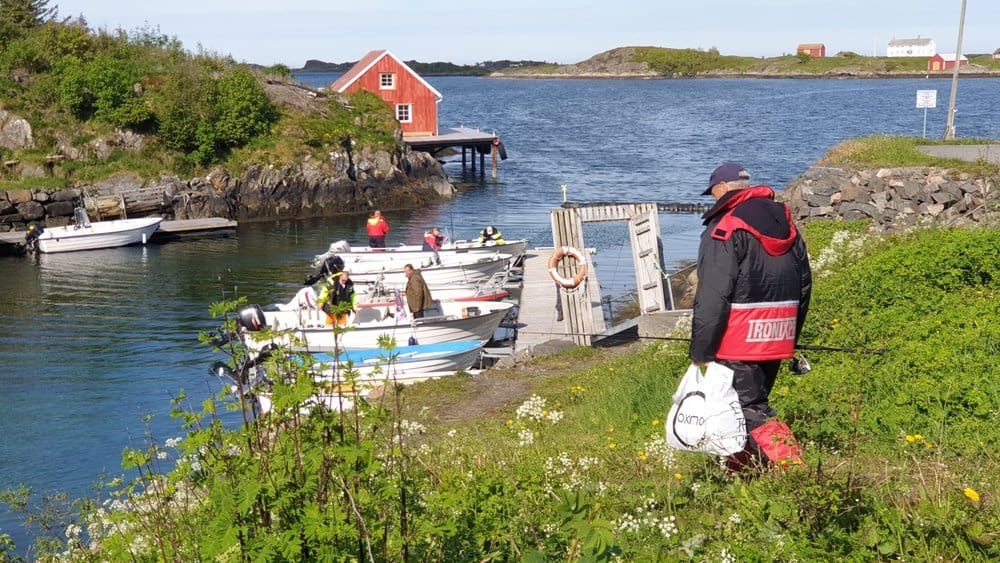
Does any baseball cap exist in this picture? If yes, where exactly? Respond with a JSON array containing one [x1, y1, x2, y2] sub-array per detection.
[[705, 163, 750, 195]]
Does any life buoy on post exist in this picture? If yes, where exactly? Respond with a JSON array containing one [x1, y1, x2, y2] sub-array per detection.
[[548, 246, 588, 289]]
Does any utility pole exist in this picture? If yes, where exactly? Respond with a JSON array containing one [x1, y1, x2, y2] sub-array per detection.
[[944, 0, 968, 140]]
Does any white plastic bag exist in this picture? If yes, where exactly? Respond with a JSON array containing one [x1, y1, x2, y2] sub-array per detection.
[[665, 362, 747, 456]]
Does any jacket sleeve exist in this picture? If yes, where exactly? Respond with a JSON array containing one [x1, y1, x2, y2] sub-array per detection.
[[793, 235, 812, 344], [689, 232, 739, 363]]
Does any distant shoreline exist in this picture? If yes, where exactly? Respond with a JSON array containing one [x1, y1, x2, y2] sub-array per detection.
[[488, 71, 1000, 80]]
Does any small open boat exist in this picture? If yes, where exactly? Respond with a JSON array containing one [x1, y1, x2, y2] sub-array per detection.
[[29, 207, 162, 253], [239, 300, 515, 353], [314, 238, 527, 271]]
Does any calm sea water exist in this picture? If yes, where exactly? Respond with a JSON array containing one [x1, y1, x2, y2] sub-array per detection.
[[2, 75, 999, 550]]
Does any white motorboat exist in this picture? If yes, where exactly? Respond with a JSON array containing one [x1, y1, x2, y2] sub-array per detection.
[[275, 275, 511, 312], [313, 239, 527, 271], [239, 299, 515, 353], [345, 252, 513, 288], [252, 340, 484, 414], [29, 208, 163, 253]]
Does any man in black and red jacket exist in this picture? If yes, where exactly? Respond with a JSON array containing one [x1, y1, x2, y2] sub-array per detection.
[[690, 163, 812, 471]]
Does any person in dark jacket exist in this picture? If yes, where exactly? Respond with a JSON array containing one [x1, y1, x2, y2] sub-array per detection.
[[404, 264, 434, 318], [690, 163, 812, 471]]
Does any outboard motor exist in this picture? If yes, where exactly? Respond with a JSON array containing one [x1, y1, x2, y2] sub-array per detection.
[[237, 304, 268, 332], [73, 205, 91, 228]]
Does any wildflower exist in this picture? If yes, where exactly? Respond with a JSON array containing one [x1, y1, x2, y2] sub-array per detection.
[[157, 451, 168, 460], [518, 429, 534, 447], [905, 435, 916, 443], [729, 512, 742, 525], [608, 426, 615, 433], [608, 442, 617, 449], [964, 488, 981, 503], [719, 547, 736, 563], [447, 429, 457, 438], [506, 419, 513, 426], [914, 434, 923, 441], [691, 482, 702, 493], [165, 437, 183, 448], [652, 419, 661, 426], [674, 473, 683, 480], [636, 450, 647, 461]]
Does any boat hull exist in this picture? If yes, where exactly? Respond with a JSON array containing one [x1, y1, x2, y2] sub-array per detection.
[[36, 217, 163, 253], [348, 254, 511, 288], [245, 301, 514, 353]]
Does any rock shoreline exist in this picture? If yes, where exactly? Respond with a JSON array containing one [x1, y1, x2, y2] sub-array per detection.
[[780, 165, 999, 230], [0, 148, 453, 232]]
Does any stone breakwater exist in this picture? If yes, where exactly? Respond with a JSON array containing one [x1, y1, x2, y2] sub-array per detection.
[[780, 166, 999, 230], [0, 149, 453, 231]]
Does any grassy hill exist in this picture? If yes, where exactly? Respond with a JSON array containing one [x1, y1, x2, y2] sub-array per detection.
[[0, 13, 399, 191]]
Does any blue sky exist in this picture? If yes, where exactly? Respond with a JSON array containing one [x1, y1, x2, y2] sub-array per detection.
[[54, 1, 1000, 67]]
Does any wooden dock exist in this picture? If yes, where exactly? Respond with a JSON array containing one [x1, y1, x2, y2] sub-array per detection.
[[511, 248, 606, 354]]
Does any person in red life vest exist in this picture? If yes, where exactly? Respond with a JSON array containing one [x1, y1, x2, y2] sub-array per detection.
[[690, 163, 812, 473], [422, 226, 445, 251], [366, 209, 389, 248]]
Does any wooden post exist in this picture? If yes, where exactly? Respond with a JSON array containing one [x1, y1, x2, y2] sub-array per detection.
[[479, 150, 485, 175], [471, 146, 476, 172], [491, 143, 498, 180], [462, 147, 467, 167]]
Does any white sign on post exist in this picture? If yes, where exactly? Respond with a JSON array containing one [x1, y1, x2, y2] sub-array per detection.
[[915, 90, 937, 138], [916, 90, 937, 108]]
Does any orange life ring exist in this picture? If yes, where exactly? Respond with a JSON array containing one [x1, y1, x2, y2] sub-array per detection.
[[548, 246, 588, 289]]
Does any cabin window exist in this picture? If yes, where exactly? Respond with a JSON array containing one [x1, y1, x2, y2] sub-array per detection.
[[379, 73, 395, 89], [396, 104, 412, 123]]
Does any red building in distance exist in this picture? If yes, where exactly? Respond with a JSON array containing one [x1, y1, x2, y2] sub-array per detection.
[[796, 43, 826, 58], [330, 50, 443, 137], [928, 53, 969, 71]]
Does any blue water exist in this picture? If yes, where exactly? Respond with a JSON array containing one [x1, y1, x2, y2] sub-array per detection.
[[2, 75, 999, 551]]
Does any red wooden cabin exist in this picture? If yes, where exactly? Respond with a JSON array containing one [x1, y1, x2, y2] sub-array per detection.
[[796, 43, 826, 58], [330, 50, 443, 137], [928, 53, 969, 71]]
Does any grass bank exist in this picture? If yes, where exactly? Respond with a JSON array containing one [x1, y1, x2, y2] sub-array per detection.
[[3, 220, 998, 561], [819, 134, 1000, 175]]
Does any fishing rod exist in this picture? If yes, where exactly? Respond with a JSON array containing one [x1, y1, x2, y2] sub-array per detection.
[[512, 330, 887, 356]]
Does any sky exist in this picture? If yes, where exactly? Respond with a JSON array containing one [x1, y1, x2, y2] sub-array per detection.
[[53, 0, 1000, 67]]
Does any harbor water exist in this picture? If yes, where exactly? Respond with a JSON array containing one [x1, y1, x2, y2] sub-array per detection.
[[2, 75, 999, 551]]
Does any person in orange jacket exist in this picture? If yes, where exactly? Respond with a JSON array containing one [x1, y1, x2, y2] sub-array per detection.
[[366, 210, 389, 248]]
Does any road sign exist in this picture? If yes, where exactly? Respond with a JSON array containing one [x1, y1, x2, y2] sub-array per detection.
[[916, 90, 937, 109]]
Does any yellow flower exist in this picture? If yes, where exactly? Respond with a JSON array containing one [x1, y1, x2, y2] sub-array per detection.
[[636, 451, 647, 461], [913, 434, 923, 441], [652, 419, 661, 426], [607, 427, 614, 433], [674, 473, 682, 480], [608, 443, 616, 449], [905, 435, 916, 443], [964, 488, 981, 503]]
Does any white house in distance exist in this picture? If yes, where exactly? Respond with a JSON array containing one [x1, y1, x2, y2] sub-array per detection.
[[887, 37, 936, 57]]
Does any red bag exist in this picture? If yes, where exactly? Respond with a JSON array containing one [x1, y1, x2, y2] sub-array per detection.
[[749, 419, 804, 469]]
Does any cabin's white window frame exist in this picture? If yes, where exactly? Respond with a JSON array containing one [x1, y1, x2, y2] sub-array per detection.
[[396, 103, 412, 123], [379, 73, 396, 89]]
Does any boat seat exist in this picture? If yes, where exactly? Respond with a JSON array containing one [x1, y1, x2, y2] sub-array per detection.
[[354, 308, 384, 324]]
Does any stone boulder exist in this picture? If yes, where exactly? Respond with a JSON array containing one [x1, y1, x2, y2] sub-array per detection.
[[0, 110, 34, 150]]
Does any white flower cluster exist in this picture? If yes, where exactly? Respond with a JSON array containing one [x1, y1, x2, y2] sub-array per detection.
[[518, 428, 535, 446], [515, 395, 563, 425], [399, 419, 427, 436], [719, 547, 737, 563], [811, 230, 871, 278], [613, 511, 677, 539], [543, 452, 599, 490], [165, 436, 183, 448], [728, 512, 742, 525], [644, 435, 677, 469], [447, 429, 457, 438]]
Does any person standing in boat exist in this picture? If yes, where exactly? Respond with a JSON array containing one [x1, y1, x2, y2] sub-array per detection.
[[422, 226, 446, 265], [478, 225, 505, 246], [366, 209, 389, 248], [318, 270, 357, 326], [403, 264, 434, 319]]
